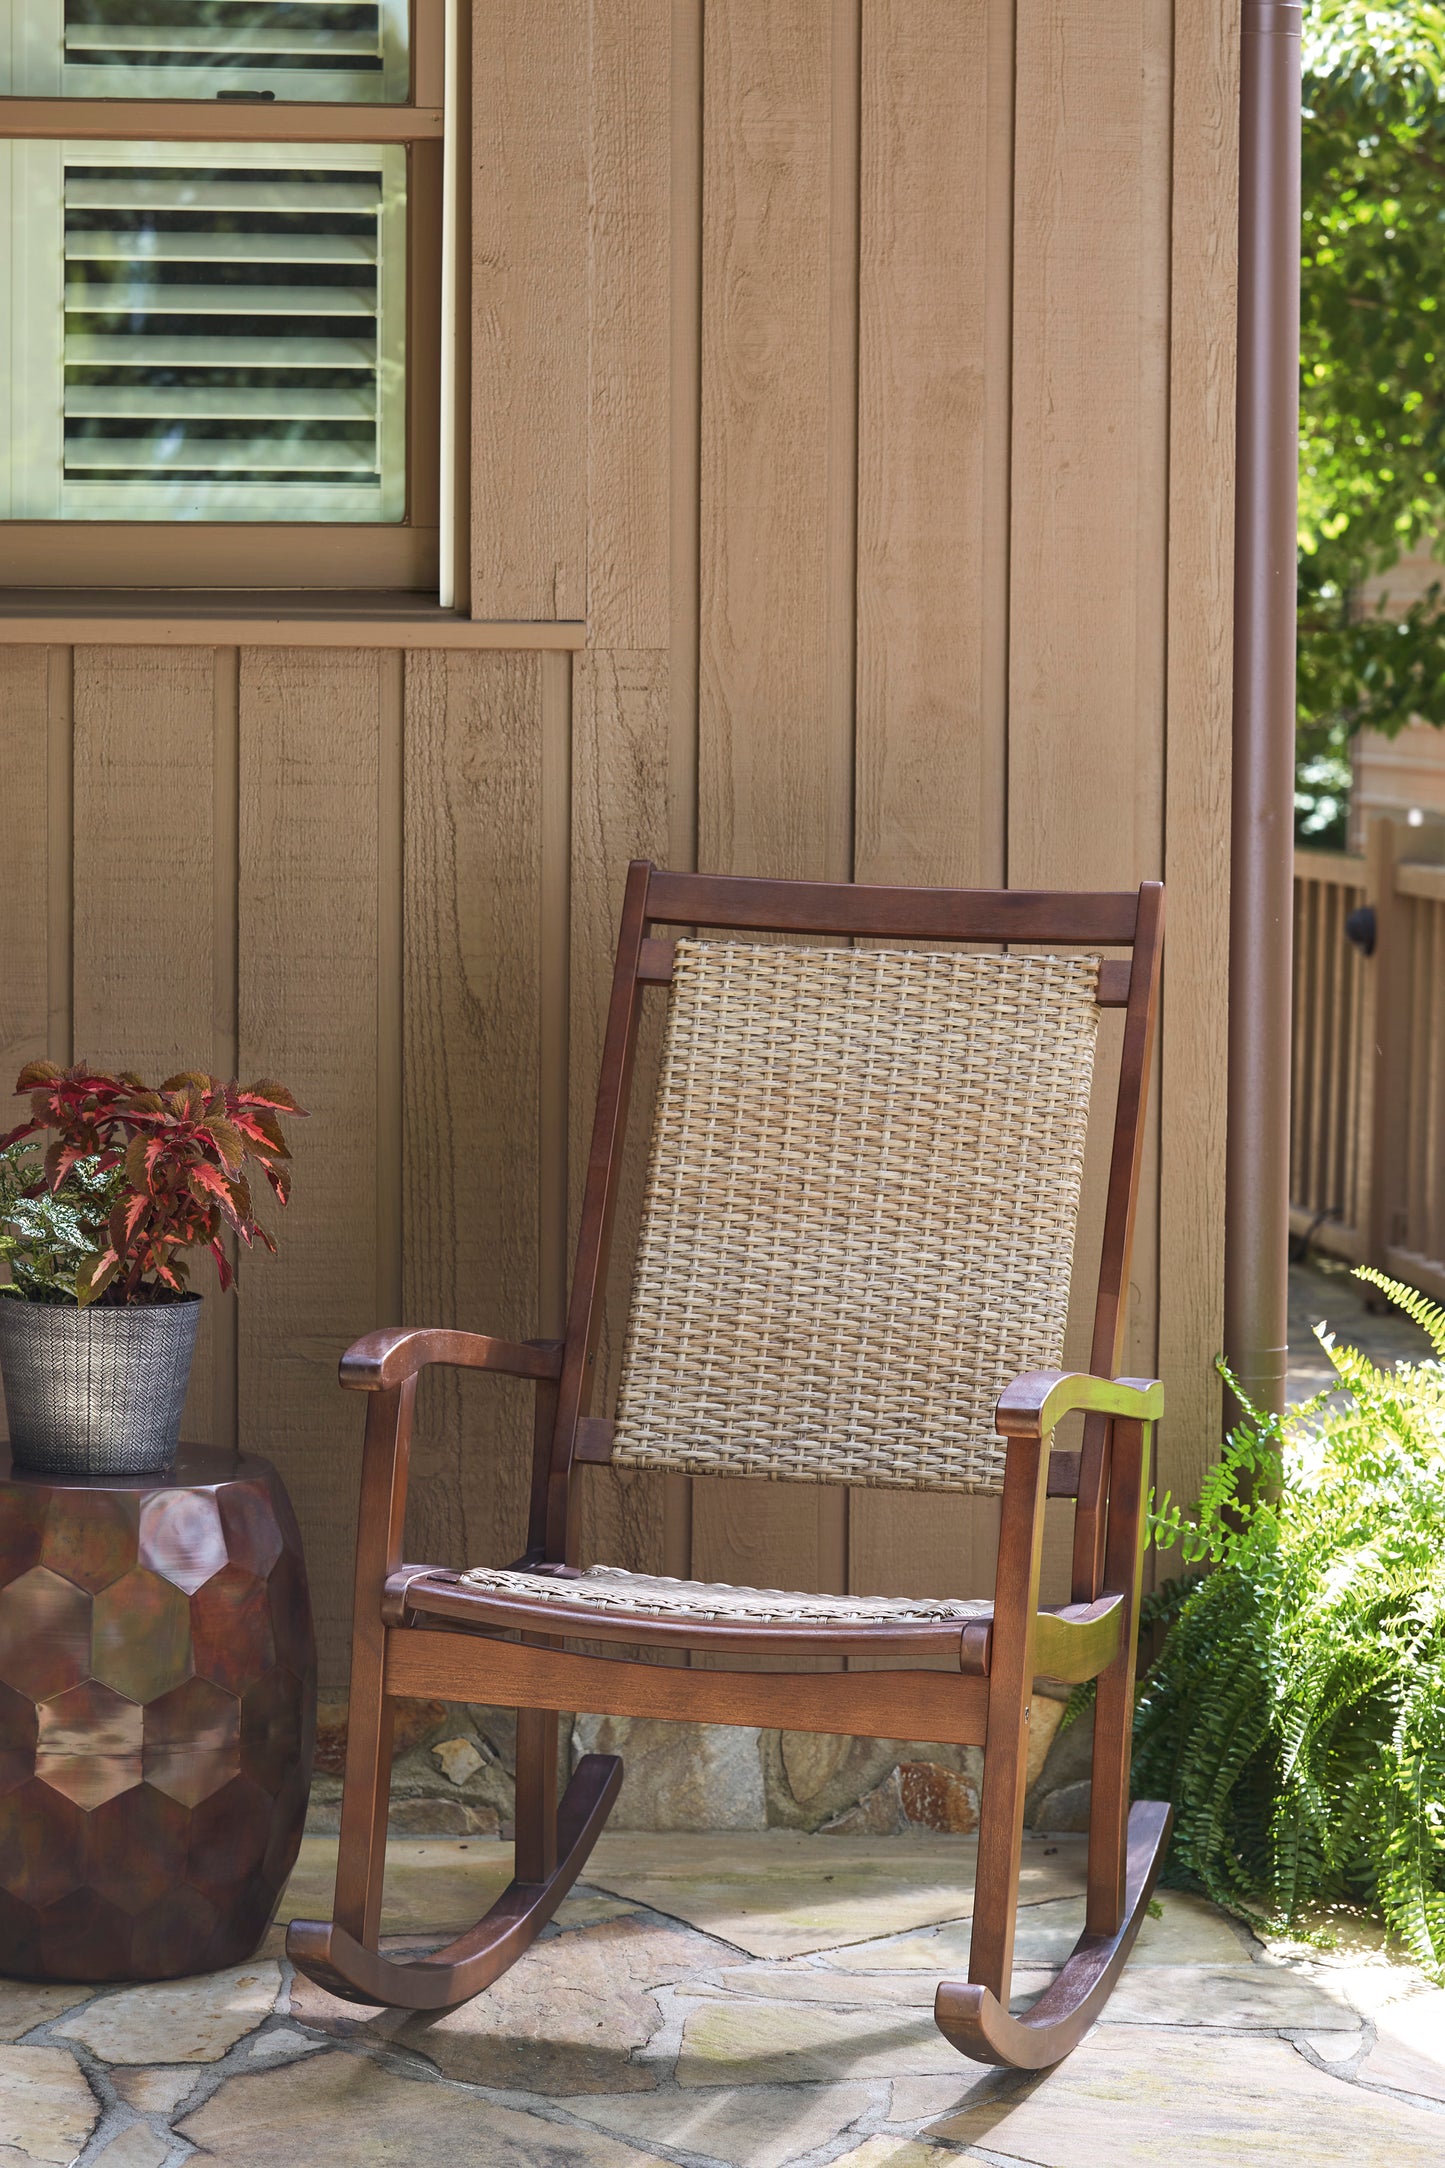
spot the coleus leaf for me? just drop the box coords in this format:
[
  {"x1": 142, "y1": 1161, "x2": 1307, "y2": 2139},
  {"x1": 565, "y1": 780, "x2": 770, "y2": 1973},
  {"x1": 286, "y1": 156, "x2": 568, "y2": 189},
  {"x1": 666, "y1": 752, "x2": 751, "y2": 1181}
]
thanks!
[
  {"x1": 202, "y1": 1119, "x2": 245, "y2": 1172},
  {"x1": 123, "y1": 1134, "x2": 153, "y2": 1195},
  {"x1": 76, "y1": 1251, "x2": 119, "y2": 1306},
  {"x1": 230, "y1": 1109, "x2": 288, "y2": 1156},
  {"x1": 244, "y1": 1081, "x2": 305, "y2": 1114}
]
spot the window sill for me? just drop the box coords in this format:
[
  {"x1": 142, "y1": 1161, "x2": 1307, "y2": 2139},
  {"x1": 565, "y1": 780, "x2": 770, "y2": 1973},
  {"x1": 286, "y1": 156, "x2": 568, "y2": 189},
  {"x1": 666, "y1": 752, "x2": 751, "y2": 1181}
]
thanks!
[{"x1": 0, "y1": 593, "x2": 586, "y2": 650}]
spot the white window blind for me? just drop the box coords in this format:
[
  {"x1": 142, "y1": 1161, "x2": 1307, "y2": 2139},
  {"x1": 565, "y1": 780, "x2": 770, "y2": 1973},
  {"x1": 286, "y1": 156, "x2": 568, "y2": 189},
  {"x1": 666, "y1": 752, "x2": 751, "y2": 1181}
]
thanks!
[
  {"x1": 1, "y1": 140, "x2": 406, "y2": 521},
  {"x1": 1, "y1": 0, "x2": 410, "y2": 101}
]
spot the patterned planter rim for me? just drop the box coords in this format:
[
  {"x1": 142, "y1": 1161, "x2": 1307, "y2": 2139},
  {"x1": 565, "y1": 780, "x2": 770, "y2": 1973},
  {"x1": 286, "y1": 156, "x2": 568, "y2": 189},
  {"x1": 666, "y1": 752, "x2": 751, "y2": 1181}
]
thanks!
[{"x1": 0, "y1": 1294, "x2": 202, "y2": 1476}]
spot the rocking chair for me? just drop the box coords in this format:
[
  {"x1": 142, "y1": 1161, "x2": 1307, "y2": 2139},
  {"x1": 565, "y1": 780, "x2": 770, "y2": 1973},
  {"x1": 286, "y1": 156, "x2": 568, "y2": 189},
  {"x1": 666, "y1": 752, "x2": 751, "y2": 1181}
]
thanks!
[{"x1": 288, "y1": 863, "x2": 1169, "y2": 2070}]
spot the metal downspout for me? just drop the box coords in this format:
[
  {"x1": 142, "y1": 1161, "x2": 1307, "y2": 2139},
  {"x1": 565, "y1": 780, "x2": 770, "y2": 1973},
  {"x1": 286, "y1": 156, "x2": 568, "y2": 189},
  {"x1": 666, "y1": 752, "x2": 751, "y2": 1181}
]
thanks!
[{"x1": 1225, "y1": 1, "x2": 1301, "y2": 1423}]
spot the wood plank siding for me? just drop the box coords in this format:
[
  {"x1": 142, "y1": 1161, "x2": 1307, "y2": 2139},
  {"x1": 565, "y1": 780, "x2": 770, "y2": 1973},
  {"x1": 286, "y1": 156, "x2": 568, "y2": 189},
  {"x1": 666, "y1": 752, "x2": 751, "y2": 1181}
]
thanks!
[{"x1": 0, "y1": 0, "x2": 1237, "y2": 1680}]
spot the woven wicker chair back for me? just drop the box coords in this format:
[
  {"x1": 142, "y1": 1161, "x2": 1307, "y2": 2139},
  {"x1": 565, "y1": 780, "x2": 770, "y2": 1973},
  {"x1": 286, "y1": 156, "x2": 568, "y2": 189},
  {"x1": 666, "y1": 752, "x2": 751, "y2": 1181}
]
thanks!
[{"x1": 611, "y1": 939, "x2": 1101, "y2": 1495}]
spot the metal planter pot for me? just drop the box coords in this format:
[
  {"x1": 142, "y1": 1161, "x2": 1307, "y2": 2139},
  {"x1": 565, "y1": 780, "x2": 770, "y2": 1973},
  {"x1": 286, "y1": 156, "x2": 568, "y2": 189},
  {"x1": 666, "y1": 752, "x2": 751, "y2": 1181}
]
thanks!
[{"x1": 0, "y1": 1296, "x2": 202, "y2": 1477}]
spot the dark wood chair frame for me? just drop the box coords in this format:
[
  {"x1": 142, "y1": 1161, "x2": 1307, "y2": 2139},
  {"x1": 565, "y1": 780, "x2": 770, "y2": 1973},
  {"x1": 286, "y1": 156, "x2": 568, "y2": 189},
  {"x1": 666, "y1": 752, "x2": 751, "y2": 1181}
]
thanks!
[{"x1": 288, "y1": 862, "x2": 1170, "y2": 2070}]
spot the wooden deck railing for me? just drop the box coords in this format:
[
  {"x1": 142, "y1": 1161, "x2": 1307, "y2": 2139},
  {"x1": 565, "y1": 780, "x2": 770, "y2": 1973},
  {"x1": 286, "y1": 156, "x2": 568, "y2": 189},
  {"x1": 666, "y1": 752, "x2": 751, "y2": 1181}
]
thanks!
[{"x1": 1292, "y1": 821, "x2": 1445, "y2": 1305}]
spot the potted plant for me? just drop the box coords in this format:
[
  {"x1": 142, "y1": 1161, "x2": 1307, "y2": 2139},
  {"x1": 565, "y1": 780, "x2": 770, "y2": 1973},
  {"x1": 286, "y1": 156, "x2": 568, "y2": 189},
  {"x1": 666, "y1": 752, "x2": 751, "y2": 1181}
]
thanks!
[{"x1": 0, "y1": 1064, "x2": 304, "y2": 1476}]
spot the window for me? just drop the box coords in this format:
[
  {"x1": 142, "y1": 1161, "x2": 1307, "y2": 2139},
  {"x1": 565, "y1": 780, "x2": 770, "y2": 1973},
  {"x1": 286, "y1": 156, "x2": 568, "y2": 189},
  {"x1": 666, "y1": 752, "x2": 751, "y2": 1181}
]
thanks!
[{"x1": 0, "y1": 0, "x2": 449, "y2": 591}]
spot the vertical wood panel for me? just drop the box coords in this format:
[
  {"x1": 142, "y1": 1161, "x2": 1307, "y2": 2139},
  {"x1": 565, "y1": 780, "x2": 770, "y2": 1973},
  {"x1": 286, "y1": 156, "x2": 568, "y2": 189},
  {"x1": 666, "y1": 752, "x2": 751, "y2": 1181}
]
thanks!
[
  {"x1": 239, "y1": 648, "x2": 384, "y2": 1683},
  {"x1": 1008, "y1": 0, "x2": 1172, "y2": 901},
  {"x1": 848, "y1": 0, "x2": 1013, "y2": 1617},
  {"x1": 693, "y1": 0, "x2": 854, "y2": 1616},
  {"x1": 1007, "y1": 0, "x2": 1172, "y2": 1595},
  {"x1": 0, "y1": 648, "x2": 53, "y2": 1441},
  {"x1": 210, "y1": 650, "x2": 240, "y2": 1452},
  {"x1": 72, "y1": 646, "x2": 223, "y2": 1440},
  {"x1": 697, "y1": 0, "x2": 852, "y2": 885},
  {"x1": 587, "y1": 0, "x2": 672, "y2": 651},
  {"x1": 1159, "y1": 0, "x2": 1237, "y2": 1517},
  {"x1": 854, "y1": 0, "x2": 1007, "y2": 894},
  {"x1": 569, "y1": 650, "x2": 671, "y2": 1580},
  {"x1": 470, "y1": 0, "x2": 588, "y2": 619},
  {"x1": 0, "y1": 651, "x2": 51, "y2": 1097},
  {"x1": 403, "y1": 650, "x2": 545, "y2": 1584}
]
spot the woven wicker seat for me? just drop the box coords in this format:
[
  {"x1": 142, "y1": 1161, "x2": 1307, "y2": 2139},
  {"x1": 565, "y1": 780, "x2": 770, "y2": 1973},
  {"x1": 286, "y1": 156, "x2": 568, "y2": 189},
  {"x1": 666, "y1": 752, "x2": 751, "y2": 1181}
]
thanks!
[
  {"x1": 292, "y1": 862, "x2": 1168, "y2": 2074},
  {"x1": 456, "y1": 1562, "x2": 995, "y2": 1626}
]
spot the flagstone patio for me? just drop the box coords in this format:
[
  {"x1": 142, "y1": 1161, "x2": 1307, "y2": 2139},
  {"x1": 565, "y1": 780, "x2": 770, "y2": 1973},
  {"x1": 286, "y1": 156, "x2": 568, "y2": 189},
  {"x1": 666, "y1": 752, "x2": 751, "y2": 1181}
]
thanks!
[{"x1": 4, "y1": 1830, "x2": 1442, "y2": 2166}]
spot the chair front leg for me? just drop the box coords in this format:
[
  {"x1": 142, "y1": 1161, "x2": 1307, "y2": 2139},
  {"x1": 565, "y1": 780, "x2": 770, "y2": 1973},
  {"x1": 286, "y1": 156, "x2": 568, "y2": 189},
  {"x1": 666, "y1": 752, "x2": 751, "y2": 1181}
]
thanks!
[
  {"x1": 333, "y1": 1379, "x2": 415, "y2": 1951},
  {"x1": 1086, "y1": 1414, "x2": 1151, "y2": 1936},
  {"x1": 967, "y1": 1427, "x2": 1051, "y2": 2003}
]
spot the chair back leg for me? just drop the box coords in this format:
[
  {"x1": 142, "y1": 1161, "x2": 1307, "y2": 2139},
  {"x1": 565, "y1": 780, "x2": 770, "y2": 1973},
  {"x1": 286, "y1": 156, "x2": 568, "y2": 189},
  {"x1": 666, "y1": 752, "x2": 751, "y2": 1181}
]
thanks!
[{"x1": 514, "y1": 1706, "x2": 560, "y2": 1883}]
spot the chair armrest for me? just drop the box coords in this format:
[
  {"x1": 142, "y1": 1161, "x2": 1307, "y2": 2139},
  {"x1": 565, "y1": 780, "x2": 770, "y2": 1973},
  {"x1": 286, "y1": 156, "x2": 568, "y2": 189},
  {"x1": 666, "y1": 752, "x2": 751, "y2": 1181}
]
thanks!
[
  {"x1": 996, "y1": 1370, "x2": 1163, "y2": 1441},
  {"x1": 340, "y1": 1328, "x2": 564, "y2": 1392}
]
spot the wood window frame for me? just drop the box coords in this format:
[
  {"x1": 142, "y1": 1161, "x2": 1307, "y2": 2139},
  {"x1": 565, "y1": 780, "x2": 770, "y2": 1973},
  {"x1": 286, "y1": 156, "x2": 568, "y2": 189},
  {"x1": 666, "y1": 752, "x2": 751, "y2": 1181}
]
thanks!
[{"x1": 0, "y1": 2, "x2": 456, "y2": 597}]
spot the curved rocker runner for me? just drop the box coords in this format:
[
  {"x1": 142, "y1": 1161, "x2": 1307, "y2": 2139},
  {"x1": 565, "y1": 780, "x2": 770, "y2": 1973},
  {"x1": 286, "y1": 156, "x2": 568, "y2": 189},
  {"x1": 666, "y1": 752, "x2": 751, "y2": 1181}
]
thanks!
[{"x1": 287, "y1": 863, "x2": 1169, "y2": 2071}]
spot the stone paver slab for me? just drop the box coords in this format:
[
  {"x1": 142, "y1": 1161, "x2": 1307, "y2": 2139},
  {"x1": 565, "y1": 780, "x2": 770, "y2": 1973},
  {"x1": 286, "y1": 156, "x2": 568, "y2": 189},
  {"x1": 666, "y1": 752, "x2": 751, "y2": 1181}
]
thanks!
[
  {"x1": 111, "y1": 2068, "x2": 200, "y2": 2115},
  {"x1": 91, "y1": 2126, "x2": 171, "y2": 2168},
  {"x1": 1357, "y1": 1989, "x2": 1445, "y2": 2103},
  {"x1": 398, "y1": 1918, "x2": 705, "y2": 2095},
  {"x1": 179, "y1": 2052, "x2": 672, "y2": 2165},
  {"x1": 887, "y1": 2073, "x2": 989, "y2": 2125},
  {"x1": 0, "y1": 2045, "x2": 100, "y2": 2166},
  {"x1": 0, "y1": 1983, "x2": 94, "y2": 2046},
  {"x1": 677, "y1": 1999, "x2": 965, "y2": 2086},
  {"x1": 55, "y1": 1963, "x2": 280, "y2": 2064},
  {"x1": 926, "y1": 2023, "x2": 1445, "y2": 2166},
  {"x1": 565, "y1": 2081, "x2": 875, "y2": 2168},
  {"x1": 693, "y1": 1965, "x2": 1057, "y2": 2013},
  {"x1": 1103, "y1": 1963, "x2": 1358, "y2": 2029},
  {"x1": 292, "y1": 1916, "x2": 708, "y2": 2095},
  {"x1": 1297, "y1": 2029, "x2": 1363, "y2": 2063},
  {"x1": 584, "y1": 1832, "x2": 1083, "y2": 1959},
  {"x1": 829, "y1": 2143, "x2": 955, "y2": 2168}
]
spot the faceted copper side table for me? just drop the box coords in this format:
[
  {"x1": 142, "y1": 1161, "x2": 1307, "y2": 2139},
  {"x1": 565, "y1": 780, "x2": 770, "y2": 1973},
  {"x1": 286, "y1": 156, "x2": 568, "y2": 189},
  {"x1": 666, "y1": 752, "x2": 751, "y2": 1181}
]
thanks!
[{"x1": 0, "y1": 1444, "x2": 316, "y2": 1981}]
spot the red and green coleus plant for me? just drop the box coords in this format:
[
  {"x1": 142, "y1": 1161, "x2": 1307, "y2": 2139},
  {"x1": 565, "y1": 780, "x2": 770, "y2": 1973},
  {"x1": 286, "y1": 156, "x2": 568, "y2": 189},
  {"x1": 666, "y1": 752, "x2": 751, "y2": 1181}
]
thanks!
[{"x1": 0, "y1": 1064, "x2": 306, "y2": 1305}]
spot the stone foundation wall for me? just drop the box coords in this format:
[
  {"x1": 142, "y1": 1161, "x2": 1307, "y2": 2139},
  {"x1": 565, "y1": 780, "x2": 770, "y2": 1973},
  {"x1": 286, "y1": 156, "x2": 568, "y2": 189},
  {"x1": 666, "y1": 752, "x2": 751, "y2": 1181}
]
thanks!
[{"x1": 308, "y1": 1690, "x2": 1095, "y2": 1838}]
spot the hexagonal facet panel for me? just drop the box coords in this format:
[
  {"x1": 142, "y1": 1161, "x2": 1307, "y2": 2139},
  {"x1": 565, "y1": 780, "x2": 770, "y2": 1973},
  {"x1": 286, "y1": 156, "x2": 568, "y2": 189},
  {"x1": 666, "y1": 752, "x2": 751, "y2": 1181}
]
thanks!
[
  {"x1": 0, "y1": 1678, "x2": 40, "y2": 1798},
  {"x1": 91, "y1": 1567, "x2": 192, "y2": 1703},
  {"x1": 0, "y1": 1485, "x2": 48, "y2": 1587},
  {"x1": 190, "y1": 1564, "x2": 274, "y2": 1690},
  {"x1": 217, "y1": 1483, "x2": 284, "y2": 1579},
  {"x1": 145, "y1": 1675, "x2": 242, "y2": 1807},
  {"x1": 187, "y1": 1774, "x2": 274, "y2": 1896},
  {"x1": 0, "y1": 1777, "x2": 88, "y2": 1909},
  {"x1": 36, "y1": 1679, "x2": 144, "y2": 1809},
  {"x1": 39, "y1": 1489, "x2": 139, "y2": 1594},
  {"x1": 241, "y1": 1667, "x2": 305, "y2": 1797},
  {"x1": 85, "y1": 1782, "x2": 190, "y2": 1915},
  {"x1": 138, "y1": 1488, "x2": 228, "y2": 1595},
  {"x1": 0, "y1": 1565, "x2": 93, "y2": 1701}
]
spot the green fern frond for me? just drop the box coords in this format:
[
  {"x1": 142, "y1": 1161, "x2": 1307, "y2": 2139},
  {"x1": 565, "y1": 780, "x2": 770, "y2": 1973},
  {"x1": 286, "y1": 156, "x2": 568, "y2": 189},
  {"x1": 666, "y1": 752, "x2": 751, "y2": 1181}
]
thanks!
[{"x1": 1353, "y1": 1267, "x2": 1445, "y2": 1359}]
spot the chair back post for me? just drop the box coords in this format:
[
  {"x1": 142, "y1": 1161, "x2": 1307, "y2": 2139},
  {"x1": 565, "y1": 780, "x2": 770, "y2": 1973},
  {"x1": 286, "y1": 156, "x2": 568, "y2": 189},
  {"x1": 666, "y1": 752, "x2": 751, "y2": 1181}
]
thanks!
[
  {"x1": 542, "y1": 859, "x2": 655, "y2": 1561},
  {"x1": 1072, "y1": 881, "x2": 1166, "y2": 1603}
]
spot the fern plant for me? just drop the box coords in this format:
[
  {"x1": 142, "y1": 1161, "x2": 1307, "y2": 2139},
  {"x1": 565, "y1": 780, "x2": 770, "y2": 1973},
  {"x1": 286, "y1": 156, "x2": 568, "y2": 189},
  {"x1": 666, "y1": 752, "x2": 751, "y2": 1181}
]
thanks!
[{"x1": 1134, "y1": 1270, "x2": 1445, "y2": 1978}]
